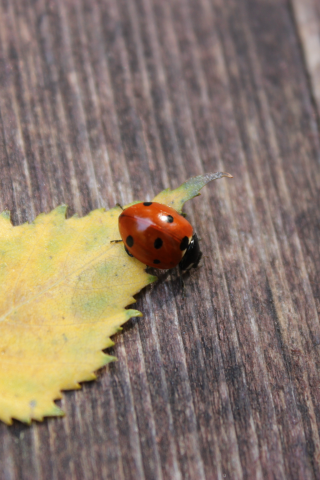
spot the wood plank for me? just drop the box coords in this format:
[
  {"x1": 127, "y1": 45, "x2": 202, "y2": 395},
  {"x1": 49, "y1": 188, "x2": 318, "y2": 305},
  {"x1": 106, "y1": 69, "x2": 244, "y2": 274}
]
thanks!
[
  {"x1": 0, "y1": 0, "x2": 319, "y2": 478},
  {"x1": 292, "y1": 0, "x2": 320, "y2": 114}
]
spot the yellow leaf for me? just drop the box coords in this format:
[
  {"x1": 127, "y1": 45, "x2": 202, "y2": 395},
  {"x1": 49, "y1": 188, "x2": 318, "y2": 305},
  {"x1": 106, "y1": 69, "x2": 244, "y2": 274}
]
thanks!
[
  {"x1": 0, "y1": 172, "x2": 231, "y2": 424},
  {"x1": 153, "y1": 172, "x2": 233, "y2": 212}
]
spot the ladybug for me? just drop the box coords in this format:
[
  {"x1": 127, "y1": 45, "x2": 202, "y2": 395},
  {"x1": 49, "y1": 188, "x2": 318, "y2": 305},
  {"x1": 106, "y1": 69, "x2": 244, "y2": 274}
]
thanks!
[{"x1": 118, "y1": 202, "x2": 202, "y2": 271}]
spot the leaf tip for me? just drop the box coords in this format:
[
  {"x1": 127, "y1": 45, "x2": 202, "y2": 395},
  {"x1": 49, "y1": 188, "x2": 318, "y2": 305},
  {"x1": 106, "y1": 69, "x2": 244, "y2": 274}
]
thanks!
[
  {"x1": 49, "y1": 404, "x2": 65, "y2": 418},
  {"x1": 0, "y1": 415, "x2": 13, "y2": 425},
  {"x1": 126, "y1": 309, "x2": 143, "y2": 320},
  {"x1": 0, "y1": 210, "x2": 11, "y2": 221},
  {"x1": 104, "y1": 354, "x2": 118, "y2": 364},
  {"x1": 55, "y1": 205, "x2": 68, "y2": 216},
  {"x1": 148, "y1": 275, "x2": 158, "y2": 284}
]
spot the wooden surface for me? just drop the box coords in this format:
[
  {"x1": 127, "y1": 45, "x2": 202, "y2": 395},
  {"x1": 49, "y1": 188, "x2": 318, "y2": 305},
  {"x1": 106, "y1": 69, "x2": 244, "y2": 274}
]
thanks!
[{"x1": 0, "y1": 0, "x2": 319, "y2": 478}]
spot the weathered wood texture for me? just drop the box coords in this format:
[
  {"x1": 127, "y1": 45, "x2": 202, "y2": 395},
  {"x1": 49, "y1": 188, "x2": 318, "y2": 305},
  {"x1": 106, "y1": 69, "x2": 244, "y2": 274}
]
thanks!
[{"x1": 0, "y1": 0, "x2": 319, "y2": 478}]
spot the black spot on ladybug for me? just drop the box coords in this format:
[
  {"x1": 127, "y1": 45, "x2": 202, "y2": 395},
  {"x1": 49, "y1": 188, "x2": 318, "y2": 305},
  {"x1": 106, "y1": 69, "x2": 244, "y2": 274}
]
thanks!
[
  {"x1": 143, "y1": 202, "x2": 152, "y2": 206},
  {"x1": 153, "y1": 259, "x2": 161, "y2": 264},
  {"x1": 166, "y1": 215, "x2": 174, "y2": 223},
  {"x1": 126, "y1": 235, "x2": 134, "y2": 247},
  {"x1": 180, "y1": 236, "x2": 189, "y2": 251},
  {"x1": 154, "y1": 238, "x2": 163, "y2": 249},
  {"x1": 125, "y1": 246, "x2": 134, "y2": 257}
]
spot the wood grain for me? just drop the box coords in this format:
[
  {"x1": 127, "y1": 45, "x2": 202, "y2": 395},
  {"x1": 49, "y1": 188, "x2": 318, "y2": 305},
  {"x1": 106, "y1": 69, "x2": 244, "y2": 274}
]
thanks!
[
  {"x1": 0, "y1": 0, "x2": 319, "y2": 478},
  {"x1": 292, "y1": 0, "x2": 320, "y2": 116}
]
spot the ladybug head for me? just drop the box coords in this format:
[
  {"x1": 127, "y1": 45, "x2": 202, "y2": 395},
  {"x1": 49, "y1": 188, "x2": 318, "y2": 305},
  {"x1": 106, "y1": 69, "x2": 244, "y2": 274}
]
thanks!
[{"x1": 179, "y1": 233, "x2": 202, "y2": 272}]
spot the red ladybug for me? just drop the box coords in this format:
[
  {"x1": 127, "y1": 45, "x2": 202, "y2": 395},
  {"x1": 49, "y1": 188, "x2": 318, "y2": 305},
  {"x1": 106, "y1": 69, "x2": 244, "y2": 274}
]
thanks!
[{"x1": 118, "y1": 202, "x2": 202, "y2": 271}]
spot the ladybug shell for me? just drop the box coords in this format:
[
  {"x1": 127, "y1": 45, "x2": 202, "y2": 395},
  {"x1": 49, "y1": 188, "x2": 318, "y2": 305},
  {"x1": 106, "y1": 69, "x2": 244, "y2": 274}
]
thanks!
[{"x1": 118, "y1": 202, "x2": 193, "y2": 269}]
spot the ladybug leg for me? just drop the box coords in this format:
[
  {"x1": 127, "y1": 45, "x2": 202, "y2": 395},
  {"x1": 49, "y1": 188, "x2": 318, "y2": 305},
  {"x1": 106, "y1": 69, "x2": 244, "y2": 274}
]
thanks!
[
  {"x1": 174, "y1": 266, "x2": 186, "y2": 298},
  {"x1": 116, "y1": 203, "x2": 123, "y2": 210},
  {"x1": 179, "y1": 271, "x2": 186, "y2": 299},
  {"x1": 124, "y1": 246, "x2": 134, "y2": 257}
]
